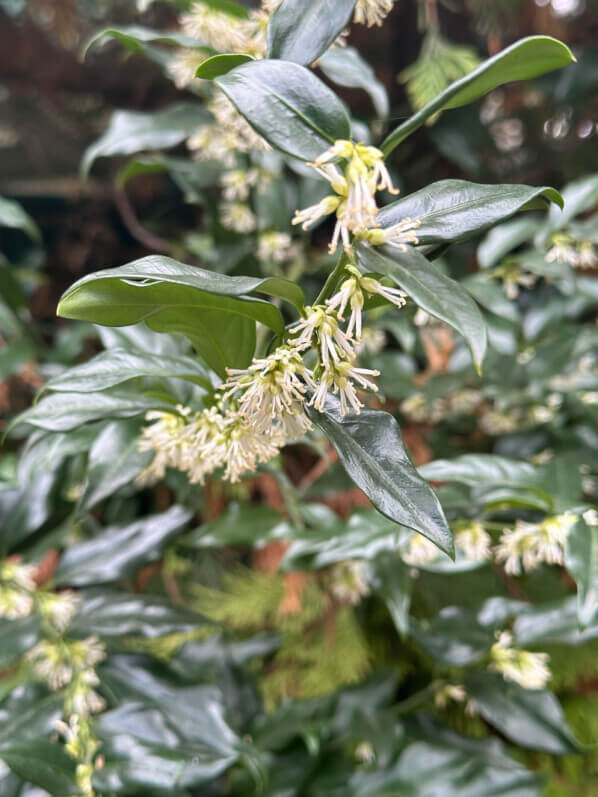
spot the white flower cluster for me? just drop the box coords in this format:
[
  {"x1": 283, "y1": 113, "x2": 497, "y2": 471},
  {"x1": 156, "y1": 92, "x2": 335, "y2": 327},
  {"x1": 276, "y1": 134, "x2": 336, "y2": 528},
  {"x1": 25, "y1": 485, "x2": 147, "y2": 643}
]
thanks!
[
  {"x1": 0, "y1": 559, "x2": 36, "y2": 620},
  {"x1": 293, "y1": 140, "x2": 420, "y2": 255},
  {"x1": 329, "y1": 560, "x2": 370, "y2": 605},
  {"x1": 403, "y1": 522, "x2": 491, "y2": 567},
  {"x1": 489, "y1": 631, "x2": 551, "y2": 690},
  {"x1": 546, "y1": 233, "x2": 598, "y2": 270},
  {"x1": 139, "y1": 262, "x2": 412, "y2": 484},
  {"x1": 400, "y1": 388, "x2": 484, "y2": 425},
  {"x1": 27, "y1": 636, "x2": 106, "y2": 697},
  {"x1": 495, "y1": 513, "x2": 578, "y2": 575},
  {"x1": 354, "y1": 0, "x2": 396, "y2": 27}
]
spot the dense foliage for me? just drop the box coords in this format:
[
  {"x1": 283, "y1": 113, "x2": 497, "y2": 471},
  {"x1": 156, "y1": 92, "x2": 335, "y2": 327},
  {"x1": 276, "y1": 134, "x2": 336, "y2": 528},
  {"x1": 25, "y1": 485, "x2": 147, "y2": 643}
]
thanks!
[{"x1": 1, "y1": 1, "x2": 597, "y2": 795}]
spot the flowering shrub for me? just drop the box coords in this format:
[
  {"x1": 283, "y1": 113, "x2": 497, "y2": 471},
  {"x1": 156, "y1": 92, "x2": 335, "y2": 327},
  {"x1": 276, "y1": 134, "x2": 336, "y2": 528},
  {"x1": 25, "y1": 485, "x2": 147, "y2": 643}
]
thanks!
[{"x1": 1, "y1": 1, "x2": 597, "y2": 796}]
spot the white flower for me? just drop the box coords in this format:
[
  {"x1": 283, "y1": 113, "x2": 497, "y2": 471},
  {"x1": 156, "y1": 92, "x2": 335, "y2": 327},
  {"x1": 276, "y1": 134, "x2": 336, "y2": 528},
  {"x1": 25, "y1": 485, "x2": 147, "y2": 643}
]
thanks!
[
  {"x1": 289, "y1": 306, "x2": 355, "y2": 366},
  {"x1": 353, "y1": 0, "x2": 395, "y2": 27},
  {"x1": 37, "y1": 591, "x2": 80, "y2": 632},
  {"x1": 292, "y1": 195, "x2": 343, "y2": 230},
  {"x1": 583, "y1": 509, "x2": 598, "y2": 526},
  {"x1": 577, "y1": 241, "x2": 598, "y2": 269},
  {"x1": 355, "y1": 327, "x2": 386, "y2": 355},
  {"x1": 362, "y1": 217, "x2": 421, "y2": 250},
  {"x1": 435, "y1": 684, "x2": 467, "y2": 709},
  {"x1": 220, "y1": 411, "x2": 283, "y2": 483},
  {"x1": 189, "y1": 93, "x2": 269, "y2": 166},
  {"x1": 448, "y1": 389, "x2": 483, "y2": 415},
  {"x1": 221, "y1": 347, "x2": 312, "y2": 437},
  {"x1": 182, "y1": 4, "x2": 246, "y2": 51},
  {"x1": 495, "y1": 513, "x2": 578, "y2": 575},
  {"x1": 456, "y1": 522, "x2": 492, "y2": 562},
  {"x1": 69, "y1": 670, "x2": 106, "y2": 718},
  {"x1": 330, "y1": 561, "x2": 370, "y2": 605},
  {"x1": 326, "y1": 275, "x2": 365, "y2": 339},
  {"x1": 220, "y1": 168, "x2": 258, "y2": 202},
  {"x1": 257, "y1": 231, "x2": 295, "y2": 264},
  {"x1": 137, "y1": 408, "x2": 190, "y2": 485},
  {"x1": 581, "y1": 391, "x2": 598, "y2": 405},
  {"x1": 403, "y1": 534, "x2": 443, "y2": 566},
  {"x1": 490, "y1": 631, "x2": 551, "y2": 690},
  {"x1": 545, "y1": 235, "x2": 579, "y2": 267},
  {"x1": 0, "y1": 560, "x2": 36, "y2": 620},
  {"x1": 220, "y1": 202, "x2": 256, "y2": 233},
  {"x1": 479, "y1": 408, "x2": 520, "y2": 435},
  {"x1": 168, "y1": 48, "x2": 208, "y2": 88},
  {"x1": 355, "y1": 741, "x2": 376, "y2": 764},
  {"x1": 308, "y1": 359, "x2": 379, "y2": 416},
  {"x1": 360, "y1": 275, "x2": 408, "y2": 309}
]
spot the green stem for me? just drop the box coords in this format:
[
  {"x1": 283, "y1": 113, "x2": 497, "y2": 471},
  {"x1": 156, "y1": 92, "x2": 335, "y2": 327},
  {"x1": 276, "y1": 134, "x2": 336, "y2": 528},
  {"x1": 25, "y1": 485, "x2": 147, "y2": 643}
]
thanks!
[
  {"x1": 314, "y1": 250, "x2": 349, "y2": 306},
  {"x1": 392, "y1": 680, "x2": 442, "y2": 716}
]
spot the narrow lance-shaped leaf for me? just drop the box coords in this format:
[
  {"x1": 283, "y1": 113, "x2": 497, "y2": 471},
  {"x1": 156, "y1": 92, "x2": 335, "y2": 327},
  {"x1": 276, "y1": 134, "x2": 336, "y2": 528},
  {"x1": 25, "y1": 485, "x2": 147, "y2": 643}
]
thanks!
[
  {"x1": 215, "y1": 59, "x2": 351, "y2": 161},
  {"x1": 196, "y1": 53, "x2": 254, "y2": 79},
  {"x1": 357, "y1": 243, "x2": 487, "y2": 373},
  {"x1": 319, "y1": 46, "x2": 389, "y2": 120},
  {"x1": 81, "y1": 104, "x2": 211, "y2": 177},
  {"x1": 42, "y1": 349, "x2": 212, "y2": 394},
  {"x1": 83, "y1": 25, "x2": 206, "y2": 59},
  {"x1": 0, "y1": 196, "x2": 41, "y2": 242},
  {"x1": 382, "y1": 36, "x2": 575, "y2": 155},
  {"x1": 267, "y1": 0, "x2": 357, "y2": 66},
  {"x1": 306, "y1": 397, "x2": 453, "y2": 556},
  {"x1": 566, "y1": 515, "x2": 598, "y2": 628},
  {"x1": 376, "y1": 180, "x2": 563, "y2": 246}
]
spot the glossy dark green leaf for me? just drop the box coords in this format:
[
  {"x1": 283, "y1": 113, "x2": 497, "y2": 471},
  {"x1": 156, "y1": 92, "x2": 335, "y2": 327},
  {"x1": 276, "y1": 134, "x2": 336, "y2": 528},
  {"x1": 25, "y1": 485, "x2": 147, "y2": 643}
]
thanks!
[
  {"x1": 319, "y1": 46, "x2": 389, "y2": 119},
  {"x1": 411, "y1": 608, "x2": 494, "y2": 667},
  {"x1": 78, "y1": 420, "x2": 153, "y2": 511},
  {"x1": 513, "y1": 598, "x2": 598, "y2": 647},
  {"x1": 376, "y1": 180, "x2": 562, "y2": 246},
  {"x1": 267, "y1": 0, "x2": 356, "y2": 66},
  {"x1": 0, "y1": 616, "x2": 40, "y2": 669},
  {"x1": 81, "y1": 104, "x2": 210, "y2": 176},
  {"x1": 215, "y1": 59, "x2": 351, "y2": 161},
  {"x1": 57, "y1": 257, "x2": 303, "y2": 376},
  {"x1": 43, "y1": 349, "x2": 210, "y2": 395},
  {"x1": 466, "y1": 672, "x2": 581, "y2": 754},
  {"x1": 55, "y1": 506, "x2": 191, "y2": 586},
  {"x1": 543, "y1": 172, "x2": 598, "y2": 235},
  {"x1": 307, "y1": 397, "x2": 453, "y2": 556},
  {"x1": 196, "y1": 53, "x2": 254, "y2": 79},
  {"x1": 382, "y1": 36, "x2": 575, "y2": 154},
  {"x1": 565, "y1": 514, "x2": 598, "y2": 628},
  {"x1": 69, "y1": 590, "x2": 207, "y2": 638},
  {"x1": 0, "y1": 197, "x2": 41, "y2": 242},
  {"x1": 357, "y1": 244, "x2": 487, "y2": 372},
  {"x1": 9, "y1": 390, "x2": 172, "y2": 433},
  {"x1": 462, "y1": 275, "x2": 520, "y2": 323}
]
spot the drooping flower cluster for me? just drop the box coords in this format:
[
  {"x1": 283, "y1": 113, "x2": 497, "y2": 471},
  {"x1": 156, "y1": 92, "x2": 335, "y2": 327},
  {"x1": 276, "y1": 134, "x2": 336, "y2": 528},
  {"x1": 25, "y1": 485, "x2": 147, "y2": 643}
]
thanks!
[
  {"x1": 495, "y1": 512, "x2": 578, "y2": 575},
  {"x1": 329, "y1": 560, "x2": 370, "y2": 605},
  {"x1": 546, "y1": 232, "x2": 598, "y2": 270},
  {"x1": 489, "y1": 631, "x2": 551, "y2": 690},
  {"x1": 293, "y1": 140, "x2": 420, "y2": 254},
  {"x1": 0, "y1": 559, "x2": 36, "y2": 619},
  {"x1": 354, "y1": 0, "x2": 396, "y2": 27}
]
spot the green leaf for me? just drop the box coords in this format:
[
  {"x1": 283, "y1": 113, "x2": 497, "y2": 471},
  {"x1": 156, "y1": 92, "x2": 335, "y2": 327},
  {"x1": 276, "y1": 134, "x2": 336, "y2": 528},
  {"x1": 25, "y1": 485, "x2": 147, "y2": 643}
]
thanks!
[
  {"x1": 83, "y1": 24, "x2": 205, "y2": 58},
  {"x1": 215, "y1": 59, "x2": 351, "y2": 161},
  {"x1": 57, "y1": 257, "x2": 303, "y2": 376},
  {"x1": 382, "y1": 36, "x2": 575, "y2": 155},
  {"x1": 0, "y1": 197, "x2": 41, "y2": 242},
  {"x1": 542, "y1": 172, "x2": 598, "y2": 236},
  {"x1": 267, "y1": 0, "x2": 356, "y2": 66},
  {"x1": 477, "y1": 217, "x2": 538, "y2": 268},
  {"x1": 78, "y1": 420, "x2": 153, "y2": 511},
  {"x1": 376, "y1": 180, "x2": 562, "y2": 246},
  {"x1": 319, "y1": 46, "x2": 390, "y2": 120},
  {"x1": 356, "y1": 244, "x2": 487, "y2": 373},
  {"x1": 56, "y1": 506, "x2": 192, "y2": 586},
  {"x1": 283, "y1": 507, "x2": 411, "y2": 569},
  {"x1": 370, "y1": 554, "x2": 411, "y2": 636},
  {"x1": 0, "y1": 742, "x2": 77, "y2": 796},
  {"x1": 411, "y1": 608, "x2": 494, "y2": 666},
  {"x1": 81, "y1": 104, "x2": 210, "y2": 177},
  {"x1": 70, "y1": 590, "x2": 208, "y2": 638},
  {"x1": 184, "y1": 503, "x2": 289, "y2": 548},
  {"x1": 566, "y1": 514, "x2": 598, "y2": 628},
  {"x1": 9, "y1": 390, "x2": 173, "y2": 433},
  {"x1": 419, "y1": 454, "x2": 544, "y2": 489},
  {"x1": 0, "y1": 616, "x2": 40, "y2": 669},
  {"x1": 466, "y1": 672, "x2": 581, "y2": 755},
  {"x1": 196, "y1": 53, "x2": 254, "y2": 79},
  {"x1": 306, "y1": 397, "x2": 453, "y2": 556},
  {"x1": 43, "y1": 349, "x2": 211, "y2": 394}
]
